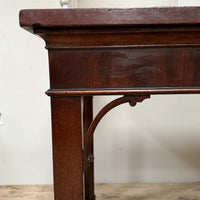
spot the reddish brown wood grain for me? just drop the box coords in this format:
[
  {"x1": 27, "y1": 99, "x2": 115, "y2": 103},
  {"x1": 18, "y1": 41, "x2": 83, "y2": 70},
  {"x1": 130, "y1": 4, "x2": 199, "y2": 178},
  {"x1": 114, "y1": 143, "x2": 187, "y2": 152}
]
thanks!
[
  {"x1": 51, "y1": 97, "x2": 83, "y2": 200},
  {"x1": 48, "y1": 48, "x2": 200, "y2": 89},
  {"x1": 19, "y1": 7, "x2": 200, "y2": 200},
  {"x1": 19, "y1": 7, "x2": 200, "y2": 29},
  {"x1": 40, "y1": 27, "x2": 200, "y2": 47},
  {"x1": 46, "y1": 88, "x2": 200, "y2": 96},
  {"x1": 83, "y1": 97, "x2": 95, "y2": 200}
]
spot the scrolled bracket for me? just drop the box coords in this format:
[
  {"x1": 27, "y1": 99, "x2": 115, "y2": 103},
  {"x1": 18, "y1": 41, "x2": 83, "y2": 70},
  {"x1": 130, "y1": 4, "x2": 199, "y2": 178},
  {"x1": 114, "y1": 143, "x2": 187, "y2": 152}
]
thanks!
[{"x1": 83, "y1": 95, "x2": 150, "y2": 173}]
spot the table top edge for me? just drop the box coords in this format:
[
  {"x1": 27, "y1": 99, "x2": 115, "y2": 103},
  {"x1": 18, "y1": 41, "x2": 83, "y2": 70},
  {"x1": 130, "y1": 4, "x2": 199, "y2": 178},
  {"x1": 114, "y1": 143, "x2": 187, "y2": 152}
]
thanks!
[{"x1": 19, "y1": 7, "x2": 200, "y2": 32}]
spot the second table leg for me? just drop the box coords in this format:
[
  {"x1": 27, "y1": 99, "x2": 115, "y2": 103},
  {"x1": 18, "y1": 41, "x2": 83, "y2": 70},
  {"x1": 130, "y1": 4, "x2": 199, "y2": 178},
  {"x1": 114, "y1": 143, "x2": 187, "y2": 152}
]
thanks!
[{"x1": 83, "y1": 96, "x2": 95, "y2": 200}]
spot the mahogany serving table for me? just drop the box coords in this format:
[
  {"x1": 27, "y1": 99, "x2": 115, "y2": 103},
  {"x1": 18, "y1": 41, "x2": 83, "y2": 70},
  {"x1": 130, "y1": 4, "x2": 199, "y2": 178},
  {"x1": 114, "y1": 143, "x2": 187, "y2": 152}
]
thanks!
[{"x1": 19, "y1": 7, "x2": 200, "y2": 200}]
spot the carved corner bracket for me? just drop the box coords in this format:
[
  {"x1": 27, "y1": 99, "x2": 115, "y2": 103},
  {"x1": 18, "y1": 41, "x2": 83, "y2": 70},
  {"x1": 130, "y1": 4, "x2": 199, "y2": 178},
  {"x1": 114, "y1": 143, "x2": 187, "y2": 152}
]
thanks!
[{"x1": 83, "y1": 95, "x2": 150, "y2": 172}]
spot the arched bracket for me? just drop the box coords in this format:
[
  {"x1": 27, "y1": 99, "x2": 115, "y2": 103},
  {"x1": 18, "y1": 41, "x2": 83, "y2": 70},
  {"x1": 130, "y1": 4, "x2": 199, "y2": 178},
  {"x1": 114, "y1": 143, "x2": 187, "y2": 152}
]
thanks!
[{"x1": 83, "y1": 95, "x2": 150, "y2": 172}]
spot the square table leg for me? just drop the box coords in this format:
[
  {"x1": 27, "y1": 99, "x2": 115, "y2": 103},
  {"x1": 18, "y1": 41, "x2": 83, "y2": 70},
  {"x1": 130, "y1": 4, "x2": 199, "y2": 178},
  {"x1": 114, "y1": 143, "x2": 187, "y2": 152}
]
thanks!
[
  {"x1": 83, "y1": 97, "x2": 95, "y2": 200},
  {"x1": 51, "y1": 97, "x2": 84, "y2": 200}
]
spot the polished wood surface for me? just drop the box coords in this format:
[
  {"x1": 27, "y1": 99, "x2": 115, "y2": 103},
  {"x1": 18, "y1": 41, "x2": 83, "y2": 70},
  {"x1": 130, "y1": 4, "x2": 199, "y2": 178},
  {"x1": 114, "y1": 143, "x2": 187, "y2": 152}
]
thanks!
[
  {"x1": 83, "y1": 97, "x2": 95, "y2": 200},
  {"x1": 20, "y1": 7, "x2": 200, "y2": 94},
  {"x1": 51, "y1": 97, "x2": 83, "y2": 200},
  {"x1": 19, "y1": 7, "x2": 200, "y2": 200},
  {"x1": 48, "y1": 48, "x2": 200, "y2": 89},
  {"x1": 19, "y1": 7, "x2": 200, "y2": 28}
]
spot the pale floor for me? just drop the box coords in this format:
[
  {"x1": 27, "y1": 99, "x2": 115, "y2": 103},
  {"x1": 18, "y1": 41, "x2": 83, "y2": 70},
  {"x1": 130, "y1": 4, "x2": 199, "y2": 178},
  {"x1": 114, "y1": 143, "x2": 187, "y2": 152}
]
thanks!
[{"x1": 1, "y1": 183, "x2": 200, "y2": 200}]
